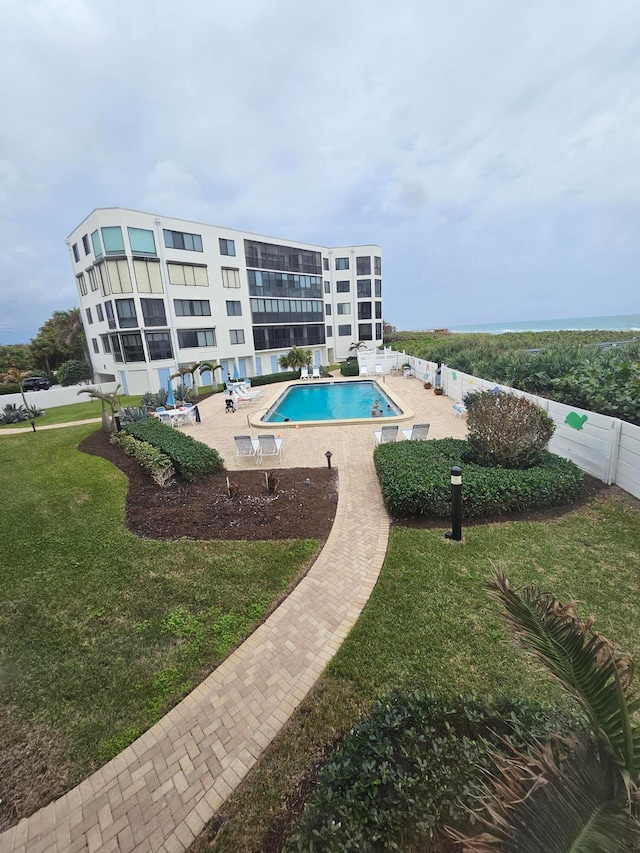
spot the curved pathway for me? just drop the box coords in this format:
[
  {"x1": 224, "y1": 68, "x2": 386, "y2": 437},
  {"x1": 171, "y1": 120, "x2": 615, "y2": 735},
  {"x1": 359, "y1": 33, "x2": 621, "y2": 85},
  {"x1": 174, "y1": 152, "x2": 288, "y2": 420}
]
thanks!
[{"x1": 0, "y1": 376, "x2": 467, "y2": 853}]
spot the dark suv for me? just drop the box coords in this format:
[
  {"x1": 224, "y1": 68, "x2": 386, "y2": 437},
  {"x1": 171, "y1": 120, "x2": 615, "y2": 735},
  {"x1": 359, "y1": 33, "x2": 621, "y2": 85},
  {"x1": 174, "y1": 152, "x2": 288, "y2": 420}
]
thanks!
[{"x1": 22, "y1": 376, "x2": 51, "y2": 391}]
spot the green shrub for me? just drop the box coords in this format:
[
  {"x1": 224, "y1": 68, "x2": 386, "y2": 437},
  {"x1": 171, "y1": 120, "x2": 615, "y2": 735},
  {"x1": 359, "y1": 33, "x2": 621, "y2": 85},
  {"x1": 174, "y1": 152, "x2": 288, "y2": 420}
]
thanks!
[
  {"x1": 285, "y1": 691, "x2": 585, "y2": 852},
  {"x1": 0, "y1": 403, "x2": 45, "y2": 424},
  {"x1": 374, "y1": 438, "x2": 584, "y2": 518},
  {"x1": 0, "y1": 383, "x2": 21, "y2": 395},
  {"x1": 57, "y1": 359, "x2": 93, "y2": 386},
  {"x1": 111, "y1": 432, "x2": 175, "y2": 486},
  {"x1": 466, "y1": 390, "x2": 555, "y2": 469},
  {"x1": 139, "y1": 389, "x2": 169, "y2": 410},
  {"x1": 250, "y1": 370, "x2": 299, "y2": 387},
  {"x1": 340, "y1": 361, "x2": 359, "y2": 376},
  {"x1": 119, "y1": 406, "x2": 151, "y2": 424},
  {"x1": 122, "y1": 419, "x2": 224, "y2": 479}
]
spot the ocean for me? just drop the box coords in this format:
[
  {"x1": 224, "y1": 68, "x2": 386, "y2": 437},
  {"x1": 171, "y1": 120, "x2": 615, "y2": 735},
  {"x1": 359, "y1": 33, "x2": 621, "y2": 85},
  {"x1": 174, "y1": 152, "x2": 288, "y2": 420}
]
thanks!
[{"x1": 447, "y1": 313, "x2": 640, "y2": 335}]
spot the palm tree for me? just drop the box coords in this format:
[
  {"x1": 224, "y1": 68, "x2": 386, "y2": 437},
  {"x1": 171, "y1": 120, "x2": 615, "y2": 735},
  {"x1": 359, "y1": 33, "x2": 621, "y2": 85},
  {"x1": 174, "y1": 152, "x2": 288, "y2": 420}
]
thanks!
[
  {"x1": 78, "y1": 384, "x2": 121, "y2": 432},
  {"x1": 198, "y1": 362, "x2": 223, "y2": 392},
  {"x1": 349, "y1": 341, "x2": 367, "y2": 353},
  {"x1": 456, "y1": 571, "x2": 640, "y2": 851},
  {"x1": 2, "y1": 367, "x2": 32, "y2": 414},
  {"x1": 279, "y1": 347, "x2": 312, "y2": 371}
]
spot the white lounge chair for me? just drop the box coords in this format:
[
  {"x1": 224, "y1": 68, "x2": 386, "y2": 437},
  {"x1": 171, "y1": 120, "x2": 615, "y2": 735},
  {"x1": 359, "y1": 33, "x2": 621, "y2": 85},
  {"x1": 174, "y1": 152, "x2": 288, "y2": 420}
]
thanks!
[
  {"x1": 257, "y1": 434, "x2": 284, "y2": 463},
  {"x1": 232, "y1": 389, "x2": 264, "y2": 406},
  {"x1": 312, "y1": 367, "x2": 321, "y2": 379},
  {"x1": 373, "y1": 424, "x2": 399, "y2": 445},
  {"x1": 360, "y1": 365, "x2": 369, "y2": 376},
  {"x1": 300, "y1": 367, "x2": 310, "y2": 380},
  {"x1": 401, "y1": 423, "x2": 430, "y2": 441},
  {"x1": 375, "y1": 363, "x2": 383, "y2": 376},
  {"x1": 452, "y1": 402, "x2": 467, "y2": 418},
  {"x1": 234, "y1": 435, "x2": 259, "y2": 465}
]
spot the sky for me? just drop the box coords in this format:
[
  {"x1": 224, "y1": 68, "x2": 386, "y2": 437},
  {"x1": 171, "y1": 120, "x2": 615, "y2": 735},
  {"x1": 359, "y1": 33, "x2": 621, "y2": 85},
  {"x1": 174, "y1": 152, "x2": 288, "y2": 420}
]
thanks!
[{"x1": 1, "y1": 0, "x2": 639, "y2": 344}]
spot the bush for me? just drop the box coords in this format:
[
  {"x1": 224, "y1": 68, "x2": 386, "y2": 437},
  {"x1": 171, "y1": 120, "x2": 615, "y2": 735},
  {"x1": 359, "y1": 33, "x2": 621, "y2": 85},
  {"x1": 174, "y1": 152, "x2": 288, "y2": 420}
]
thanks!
[
  {"x1": 122, "y1": 419, "x2": 224, "y2": 479},
  {"x1": 57, "y1": 360, "x2": 93, "y2": 386},
  {"x1": 466, "y1": 390, "x2": 555, "y2": 469},
  {"x1": 250, "y1": 370, "x2": 299, "y2": 387},
  {"x1": 285, "y1": 691, "x2": 584, "y2": 852},
  {"x1": 111, "y1": 432, "x2": 175, "y2": 486},
  {"x1": 374, "y1": 438, "x2": 584, "y2": 518},
  {"x1": 340, "y1": 361, "x2": 359, "y2": 376},
  {"x1": 0, "y1": 383, "x2": 22, "y2": 395},
  {"x1": 119, "y1": 407, "x2": 151, "y2": 424},
  {"x1": 0, "y1": 403, "x2": 44, "y2": 424},
  {"x1": 139, "y1": 389, "x2": 169, "y2": 410}
]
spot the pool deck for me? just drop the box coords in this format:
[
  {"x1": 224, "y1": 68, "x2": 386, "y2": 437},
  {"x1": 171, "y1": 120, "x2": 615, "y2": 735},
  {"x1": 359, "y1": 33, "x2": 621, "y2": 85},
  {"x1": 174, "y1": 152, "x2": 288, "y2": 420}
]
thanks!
[{"x1": 0, "y1": 374, "x2": 467, "y2": 853}]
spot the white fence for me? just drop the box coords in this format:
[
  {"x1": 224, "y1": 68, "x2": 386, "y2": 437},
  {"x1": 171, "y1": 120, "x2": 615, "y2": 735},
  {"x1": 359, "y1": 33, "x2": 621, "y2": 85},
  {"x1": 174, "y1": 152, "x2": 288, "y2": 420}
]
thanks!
[
  {"x1": 0, "y1": 381, "x2": 120, "y2": 411},
  {"x1": 401, "y1": 354, "x2": 640, "y2": 500}
]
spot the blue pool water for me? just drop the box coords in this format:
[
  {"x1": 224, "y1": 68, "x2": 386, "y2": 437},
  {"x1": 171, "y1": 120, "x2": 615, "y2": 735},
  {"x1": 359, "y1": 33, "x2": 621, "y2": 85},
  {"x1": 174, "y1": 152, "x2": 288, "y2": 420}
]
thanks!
[{"x1": 263, "y1": 381, "x2": 401, "y2": 423}]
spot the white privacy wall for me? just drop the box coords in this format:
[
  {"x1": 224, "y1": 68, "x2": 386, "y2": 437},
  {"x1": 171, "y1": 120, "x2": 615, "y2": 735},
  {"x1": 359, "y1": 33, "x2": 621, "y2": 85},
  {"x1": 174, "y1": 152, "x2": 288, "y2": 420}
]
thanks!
[{"x1": 400, "y1": 353, "x2": 640, "y2": 500}]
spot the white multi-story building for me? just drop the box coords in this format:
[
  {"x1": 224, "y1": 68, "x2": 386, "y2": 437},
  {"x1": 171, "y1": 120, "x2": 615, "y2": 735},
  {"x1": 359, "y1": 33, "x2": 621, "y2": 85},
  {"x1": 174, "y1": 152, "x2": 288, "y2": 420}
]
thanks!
[{"x1": 66, "y1": 208, "x2": 383, "y2": 395}]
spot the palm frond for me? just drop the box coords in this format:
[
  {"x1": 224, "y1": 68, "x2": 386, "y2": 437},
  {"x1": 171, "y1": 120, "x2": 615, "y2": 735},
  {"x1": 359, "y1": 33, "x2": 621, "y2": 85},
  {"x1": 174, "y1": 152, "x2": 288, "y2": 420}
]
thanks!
[
  {"x1": 489, "y1": 573, "x2": 640, "y2": 777},
  {"x1": 454, "y1": 737, "x2": 639, "y2": 853}
]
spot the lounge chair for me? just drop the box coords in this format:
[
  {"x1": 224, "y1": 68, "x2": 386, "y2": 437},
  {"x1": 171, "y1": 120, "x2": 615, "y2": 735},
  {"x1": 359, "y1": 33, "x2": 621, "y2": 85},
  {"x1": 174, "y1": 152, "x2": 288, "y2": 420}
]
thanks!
[
  {"x1": 359, "y1": 365, "x2": 369, "y2": 376},
  {"x1": 312, "y1": 367, "x2": 321, "y2": 379},
  {"x1": 375, "y1": 363, "x2": 383, "y2": 376},
  {"x1": 300, "y1": 367, "x2": 310, "y2": 380},
  {"x1": 401, "y1": 423, "x2": 430, "y2": 441},
  {"x1": 452, "y1": 402, "x2": 467, "y2": 418},
  {"x1": 234, "y1": 435, "x2": 259, "y2": 465},
  {"x1": 257, "y1": 434, "x2": 284, "y2": 463},
  {"x1": 232, "y1": 388, "x2": 264, "y2": 405},
  {"x1": 373, "y1": 424, "x2": 399, "y2": 445}
]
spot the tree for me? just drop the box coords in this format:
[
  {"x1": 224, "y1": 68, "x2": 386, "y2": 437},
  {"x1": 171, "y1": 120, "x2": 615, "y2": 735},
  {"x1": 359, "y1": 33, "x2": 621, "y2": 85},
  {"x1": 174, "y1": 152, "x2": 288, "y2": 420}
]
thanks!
[
  {"x1": 57, "y1": 359, "x2": 92, "y2": 386},
  {"x1": 78, "y1": 385, "x2": 121, "y2": 432},
  {"x1": 30, "y1": 308, "x2": 88, "y2": 373},
  {"x1": 0, "y1": 344, "x2": 34, "y2": 374},
  {"x1": 1, "y1": 367, "x2": 32, "y2": 413},
  {"x1": 278, "y1": 347, "x2": 312, "y2": 371},
  {"x1": 349, "y1": 341, "x2": 367, "y2": 353},
  {"x1": 198, "y1": 362, "x2": 223, "y2": 392},
  {"x1": 455, "y1": 572, "x2": 640, "y2": 851}
]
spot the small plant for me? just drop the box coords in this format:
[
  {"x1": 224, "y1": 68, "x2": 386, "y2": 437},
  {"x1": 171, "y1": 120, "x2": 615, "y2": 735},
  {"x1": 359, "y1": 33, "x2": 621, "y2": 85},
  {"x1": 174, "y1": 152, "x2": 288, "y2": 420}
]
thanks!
[
  {"x1": 266, "y1": 472, "x2": 279, "y2": 493},
  {"x1": 119, "y1": 406, "x2": 151, "y2": 424},
  {"x1": 139, "y1": 389, "x2": 169, "y2": 410},
  {"x1": 0, "y1": 403, "x2": 28, "y2": 424}
]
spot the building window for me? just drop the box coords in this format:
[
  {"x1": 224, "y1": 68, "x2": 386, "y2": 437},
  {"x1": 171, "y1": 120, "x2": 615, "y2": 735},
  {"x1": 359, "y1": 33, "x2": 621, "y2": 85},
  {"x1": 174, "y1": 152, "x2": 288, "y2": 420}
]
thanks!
[
  {"x1": 375, "y1": 322, "x2": 382, "y2": 339},
  {"x1": 250, "y1": 298, "x2": 324, "y2": 324},
  {"x1": 374, "y1": 256, "x2": 381, "y2": 275},
  {"x1": 110, "y1": 334, "x2": 122, "y2": 362},
  {"x1": 375, "y1": 301, "x2": 382, "y2": 319},
  {"x1": 248, "y1": 270, "x2": 322, "y2": 298},
  {"x1": 335, "y1": 257, "x2": 349, "y2": 270},
  {"x1": 323, "y1": 257, "x2": 329, "y2": 271},
  {"x1": 86, "y1": 307, "x2": 93, "y2": 325},
  {"x1": 226, "y1": 301, "x2": 242, "y2": 316},
  {"x1": 222, "y1": 268, "x2": 240, "y2": 288},
  {"x1": 338, "y1": 324, "x2": 352, "y2": 336},
  {"x1": 133, "y1": 259, "x2": 163, "y2": 293},
  {"x1": 96, "y1": 263, "x2": 110, "y2": 296},
  {"x1": 324, "y1": 280, "x2": 330, "y2": 294},
  {"x1": 115, "y1": 298, "x2": 138, "y2": 328},
  {"x1": 87, "y1": 268, "x2": 99, "y2": 292},
  {"x1": 375, "y1": 279, "x2": 382, "y2": 298},
  {"x1": 91, "y1": 230, "x2": 103, "y2": 258},
  {"x1": 167, "y1": 262, "x2": 208, "y2": 286},
  {"x1": 177, "y1": 329, "x2": 216, "y2": 348},
  {"x1": 100, "y1": 334, "x2": 111, "y2": 354},
  {"x1": 145, "y1": 331, "x2": 173, "y2": 360},
  {"x1": 252, "y1": 324, "x2": 325, "y2": 351},
  {"x1": 326, "y1": 325, "x2": 333, "y2": 337},
  {"x1": 72, "y1": 243, "x2": 80, "y2": 262},
  {"x1": 105, "y1": 300, "x2": 116, "y2": 329},
  {"x1": 96, "y1": 304, "x2": 104, "y2": 322},
  {"x1": 230, "y1": 329, "x2": 245, "y2": 345},
  {"x1": 219, "y1": 238, "x2": 235, "y2": 256},
  {"x1": 101, "y1": 226, "x2": 125, "y2": 255},
  {"x1": 141, "y1": 298, "x2": 167, "y2": 327},
  {"x1": 357, "y1": 279, "x2": 371, "y2": 298},
  {"x1": 325, "y1": 304, "x2": 332, "y2": 316},
  {"x1": 337, "y1": 303, "x2": 351, "y2": 315},
  {"x1": 76, "y1": 273, "x2": 87, "y2": 296},
  {"x1": 121, "y1": 332, "x2": 146, "y2": 362},
  {"x1": 163, "y1": 229, "x2": 203, "y2": 252},
  {"x1": 336, "y1": 281, "x2": 350, "y2": 293},
  {"x1": 356, "y1": 256, "x2": 371, "y2": 276},
  {"x1": 358, "y1": 323, "x2": 373, "y2": 340},
  {"x1": 174, "y1": 299, "x2": 211, "y2": 317},
  {"x1": 82, "y1": 234, "x2": 90, "y2": 255},
  {"x1": 106, "y1": 259, "x2": 133, "y2": 293},
  {"x1": 244, "y1": 240, "x2": 321, "y2": 274},
  {"x1": 92, "y1": 338, "x2": 99, "y2": 354},
  {"x1": 127, "y1": 227, "x2": 156, "y2": 256},
  {"x1": 358, "y1": 302, "x2": 372, "y2": 320}
]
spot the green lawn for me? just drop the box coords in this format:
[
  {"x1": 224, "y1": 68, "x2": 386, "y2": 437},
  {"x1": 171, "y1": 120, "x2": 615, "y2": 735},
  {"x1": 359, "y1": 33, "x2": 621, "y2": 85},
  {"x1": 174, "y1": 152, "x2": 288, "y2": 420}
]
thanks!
[
  {"x1": 199, "y1": 489, "x2": 640, "y2": 853},
  {"x1": 0, "y1": 425, "x2": 317, "y2": 786}
]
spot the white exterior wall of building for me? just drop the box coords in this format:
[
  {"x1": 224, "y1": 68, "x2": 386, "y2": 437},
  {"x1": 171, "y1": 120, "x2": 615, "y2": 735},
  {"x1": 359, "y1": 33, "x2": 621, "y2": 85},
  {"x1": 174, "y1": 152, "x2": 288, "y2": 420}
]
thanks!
[{"x1": 66, "y1": 208, "x2": 383, "y2": 396}]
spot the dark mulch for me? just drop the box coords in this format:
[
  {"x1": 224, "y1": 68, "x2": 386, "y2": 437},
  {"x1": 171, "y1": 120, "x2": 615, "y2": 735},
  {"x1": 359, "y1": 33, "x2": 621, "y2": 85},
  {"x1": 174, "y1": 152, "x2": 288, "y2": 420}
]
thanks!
[{"x1": 79, "y1": 430, "x2": 338, "y2": 542}]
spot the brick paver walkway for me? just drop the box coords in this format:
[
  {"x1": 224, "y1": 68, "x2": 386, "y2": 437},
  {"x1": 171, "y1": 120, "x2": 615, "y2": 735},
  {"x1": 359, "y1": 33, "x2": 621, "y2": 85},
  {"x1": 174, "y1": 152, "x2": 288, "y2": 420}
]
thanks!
[{"x1": 0, "y1": 376, "x2": 466, "y2": 853}]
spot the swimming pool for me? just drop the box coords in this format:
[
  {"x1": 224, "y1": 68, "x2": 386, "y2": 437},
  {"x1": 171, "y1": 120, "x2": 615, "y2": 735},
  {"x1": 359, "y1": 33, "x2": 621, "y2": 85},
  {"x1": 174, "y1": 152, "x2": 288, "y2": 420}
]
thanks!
[{"x1": 262, "y1": 380, "x2": 402, "y2": 423}]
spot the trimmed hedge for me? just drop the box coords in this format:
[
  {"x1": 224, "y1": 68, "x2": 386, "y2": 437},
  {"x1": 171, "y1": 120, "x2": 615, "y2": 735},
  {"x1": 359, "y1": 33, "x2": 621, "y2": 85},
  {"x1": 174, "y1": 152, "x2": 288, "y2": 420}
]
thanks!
[
  {"x1": 374, "y1": 438, "x2": 584, "y2": 518},
  {"x1": 122, "y1": 419, "x2": 224, "y2": 480},
  {"x1": 250, "y1": 370, "x2": 299, "y2": 387},
  {"x1": 111, "y1": 432, "x2": 175, "y2": 485},
  {"x1": 285, "y1": 691, "x2": 585, "y2": 852},
  {"x1": 0, "y1": 383, "x2": 21, "y2": 395},
  {"x1": 340, "y1": 362, "x2": 359, "y2": 376}
]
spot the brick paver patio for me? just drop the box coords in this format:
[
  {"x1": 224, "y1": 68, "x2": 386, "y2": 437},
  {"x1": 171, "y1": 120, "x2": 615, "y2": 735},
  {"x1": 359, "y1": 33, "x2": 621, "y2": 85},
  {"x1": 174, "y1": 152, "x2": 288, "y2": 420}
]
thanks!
[{"x1": 0, "y1": 375, "x2": 466, "y2": 853}]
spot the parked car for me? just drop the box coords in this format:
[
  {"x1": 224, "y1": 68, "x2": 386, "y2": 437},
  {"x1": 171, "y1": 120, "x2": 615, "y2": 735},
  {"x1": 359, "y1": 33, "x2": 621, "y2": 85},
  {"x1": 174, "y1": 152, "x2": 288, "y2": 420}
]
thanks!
[{"x1": 22, "y1": 376, "x2": 51, "y2": 391}]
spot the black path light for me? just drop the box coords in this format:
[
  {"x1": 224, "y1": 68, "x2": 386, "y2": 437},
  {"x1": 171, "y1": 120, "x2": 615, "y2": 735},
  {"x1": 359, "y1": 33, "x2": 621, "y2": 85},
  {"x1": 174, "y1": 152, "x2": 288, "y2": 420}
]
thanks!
[
  {"x1": 325, "y1": 450, "x2": 333, "y2": 469},
  {"x1": 444, "y1": 466, "x2": 463, "y2": 542}
]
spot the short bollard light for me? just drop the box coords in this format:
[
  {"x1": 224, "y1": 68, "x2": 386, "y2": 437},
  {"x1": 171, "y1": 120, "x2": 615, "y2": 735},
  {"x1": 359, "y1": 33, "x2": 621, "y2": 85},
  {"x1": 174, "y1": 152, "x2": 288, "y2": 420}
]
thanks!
[
  {"x1": 444, "y1": 465, "x2": 463, "y2": 542},
  {"x1": 325, "y1": 450, "x2": 333, "y2": 469}
]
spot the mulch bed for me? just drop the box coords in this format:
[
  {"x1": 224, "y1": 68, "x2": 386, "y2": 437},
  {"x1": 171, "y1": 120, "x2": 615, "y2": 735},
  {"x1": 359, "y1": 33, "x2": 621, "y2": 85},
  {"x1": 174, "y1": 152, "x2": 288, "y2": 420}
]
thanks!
[{"x1": 79, "y1": 430, "x2": 338, "y2": 542}]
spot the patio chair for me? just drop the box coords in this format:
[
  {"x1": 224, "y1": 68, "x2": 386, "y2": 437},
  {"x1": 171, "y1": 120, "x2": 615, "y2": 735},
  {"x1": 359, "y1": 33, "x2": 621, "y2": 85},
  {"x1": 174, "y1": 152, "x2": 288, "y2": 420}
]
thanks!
[
  {"x1": 375, "y1": 363, "x2": 384, "y2": 376},
  {"x1": 359, "y1": 365, "x2": 369, "y2": 376},
  {"x1": 312, "y1": 367, "x2": 321, "y2": 379},
  {"x1": 401, "y1": 423, "x2": 430, "y2": 441},
  {"x1": 233, "y1": 389, "x2": 264, "y2": 406},
  {"x1": 257, "y1": 434, "x2": 284, "y2": 463},
  {"x1": 373, "y1": 424, "x2": 398, "y2": 445},
  {"x1": 234, "y1": 435, "x2": 259, "y2": 465},
  {"x1": 452, "y1": 402, "x2": 467, "y2": 418}
]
